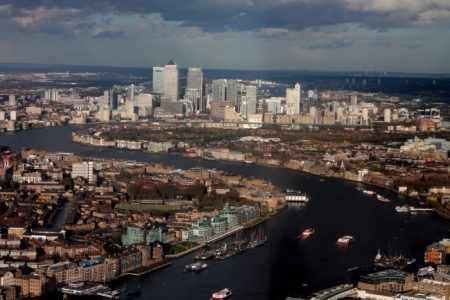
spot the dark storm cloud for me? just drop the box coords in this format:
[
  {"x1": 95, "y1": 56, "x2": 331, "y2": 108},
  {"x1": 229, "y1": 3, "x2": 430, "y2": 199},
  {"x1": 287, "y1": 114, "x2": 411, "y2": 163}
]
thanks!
[{"x1": 2, "y1": 0, "x2": 450, "y2": 36}]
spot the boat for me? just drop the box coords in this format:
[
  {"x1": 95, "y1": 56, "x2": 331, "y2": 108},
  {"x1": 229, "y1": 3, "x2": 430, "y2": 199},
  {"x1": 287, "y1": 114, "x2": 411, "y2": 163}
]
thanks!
[
  {"x1": 362, "y1": 190, "x2": 377, "y2": 196},
  {"x1": 337, "y1": 235, "x2": 354, "y2": 244},
  {"x1": 211, "y1": 288, "x2": 232, "y2": 299},
  {"x1": 301, "y1": 228, "x2": 315, "y2": 238},
  {"x1": 374, "y1": 249, "x2": 416, "y2": 270},
  {"x1": 395, "y1": 205, "x2": 410, "y2": 213},
  {"x1": 184, "y1": 262, "x2": 208, "y2": 273},
  {"x1": 247, "y1": 226, "x2": 267, "y2": 249},
  {"x1": 195, "y1": 248, "x2": 215, "y2": 261},
  {"x1": 286, "y1": 189, "x2": 309, "y2": 203},
  {"x1": 377, "y1": 194, "x2": 391, "y2": 203}
]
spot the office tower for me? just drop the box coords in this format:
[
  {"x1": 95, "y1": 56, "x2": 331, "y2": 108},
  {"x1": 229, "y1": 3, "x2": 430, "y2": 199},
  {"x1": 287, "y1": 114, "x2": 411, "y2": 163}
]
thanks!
[
  {"x1": 212, "y1": 79, "x2": 227, "y2": 101},
  {"x1": 265, "y1": 97, "x2": 283, "y2": 114},
  {"x1": 185, "y1": 89, "x2": 202, "y2": 112},
  {"x1": 125, "y1": 100, "x2": 135, "y2": 120},
  {"x1": 8, "y1": 95, "x2": 16, "y2": 107},
  {"x1": 286, "y1": 83, "x2": 301, "y2": 115},
  {"x1": 245, "y1": 85, "x2": 257, "y2": 116},
  {"x1": 164, "y1": 60, "x2": 179, "y2": 101},
  {"x1": 187, "y1": 68, "x2": 203, "y2": 96},
  {"x1": 136, "y1": 94, "x2": 153, "y2": 117},
  {"x1": 186, "y1": 68, "x2": 203, "y2": 111},
  {"x1": 129, "y1": 84, "x2": 135, "y2": 101},
  {"x1": 109, "y1": 86, "x2": 120, "y2": 110},
  {"x1": 226, "y1": 80, "x2": 239, "y2": 104},
  {"x1": 239, "y1": 96, "x2": 247, "y2": 119},
  {"x1": 152, "y1": 67, "x2": 164, "y2": 95}
]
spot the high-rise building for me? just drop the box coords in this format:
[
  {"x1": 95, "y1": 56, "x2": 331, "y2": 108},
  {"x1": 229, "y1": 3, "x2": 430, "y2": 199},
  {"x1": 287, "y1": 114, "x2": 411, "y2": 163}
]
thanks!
[
  {"x1": 212, "y1": 79, "x2": 227, "y2": 101},
  {"x1": 136, "y1": 94, "x2": 153, "y2": 117},
  {"x1": 44, "y1": 89, "x2": 60, "y2": 102},
  {"x1": 152, "y1": 67, "x2": 165, "y2": 95},
  {"x1": 245, "y1": 85, "x2": 257, "y2": 116},
  {"x1": 8, "y1": 95, "x2": 16, "y2": 107},
  {"x1": 109, "y1": 86, "x2": 120, "y2": 110},
  {"x1": 128, "y1": 84, "x2": 136, "y2": 101},
  {"x1": 186, "y1": 68, "x2": 203, "y2": 112},
  {"x1": 286, "y1": 83, "x2": 301, "y2": 115},
  {"x1": 226, "y1": 80, "x2": 239, "y2": 104},
  {"x1": 163, "y1": 60, "x2": 179, "y2": 101},
  {"x1": 187, "y1": 68, "x2": 203, "y2": 96},
  {"x1": 185, "y1": 88, "x2": 202, "y2": 112}
]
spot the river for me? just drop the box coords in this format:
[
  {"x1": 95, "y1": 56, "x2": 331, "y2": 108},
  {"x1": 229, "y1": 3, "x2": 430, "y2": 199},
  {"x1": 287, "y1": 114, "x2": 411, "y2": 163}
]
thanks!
[{"x1": 0, "y1": 125, "x2": 448, "y2": 300}]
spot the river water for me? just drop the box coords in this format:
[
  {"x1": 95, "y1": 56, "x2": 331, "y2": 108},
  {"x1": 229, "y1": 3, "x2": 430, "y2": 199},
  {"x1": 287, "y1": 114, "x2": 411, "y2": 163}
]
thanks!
[{"x1": 0, "y1": 125, "x2": 448, "y2": 300}]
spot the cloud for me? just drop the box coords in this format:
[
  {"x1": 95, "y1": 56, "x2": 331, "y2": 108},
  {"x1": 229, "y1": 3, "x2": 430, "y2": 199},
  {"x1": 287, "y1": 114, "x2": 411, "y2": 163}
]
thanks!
[{"x1": 91, "y1": 28, "x2": 126, "y2": 39}]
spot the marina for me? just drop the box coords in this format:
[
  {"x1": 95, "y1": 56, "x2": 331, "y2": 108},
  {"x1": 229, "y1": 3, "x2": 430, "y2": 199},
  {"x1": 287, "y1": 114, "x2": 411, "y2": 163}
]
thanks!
[{"x1": 374, "y1": 249, "x2": 416, "y2": 270}]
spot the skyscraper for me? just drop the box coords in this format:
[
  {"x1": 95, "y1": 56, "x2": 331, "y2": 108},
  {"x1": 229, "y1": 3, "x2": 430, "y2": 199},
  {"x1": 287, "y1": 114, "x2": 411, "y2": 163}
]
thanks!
[
  {"x1": 212, "y1": 79, "x2": 227, "y2": 101},
  {"x1": 186, "y1": 68, "x2": 203, "y2": 111},
  {"x1": 286, "y1": 83, "x2": 301, "y2": 115},
  {"x1": 245, "y1": 85, "x2": 257, "y2": 116},
  {"x1": 152, "y1": 67, "x2": 164, "y2": 95},
  {"x1": 109, "y1": 86, "x2": 120, "y2": 110},
  {"x1": 187, "y1": 68, "x2": 203, "y2": 95},
  {"x1": 226, "y1": 80, "x2": 239, "y2": 104},
  {"x1": 185, "y1": 89, "x2": 202, "y2": 112},
  {"x1": 163, "y1": 60, "x2": 179, "y2": 101}
]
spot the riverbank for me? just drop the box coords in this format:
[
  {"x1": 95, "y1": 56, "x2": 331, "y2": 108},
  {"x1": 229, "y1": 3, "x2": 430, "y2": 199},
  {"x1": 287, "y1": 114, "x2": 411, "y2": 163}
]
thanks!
[{"x1": 166, "y1": 216, "x2": 270, "y2": 259}]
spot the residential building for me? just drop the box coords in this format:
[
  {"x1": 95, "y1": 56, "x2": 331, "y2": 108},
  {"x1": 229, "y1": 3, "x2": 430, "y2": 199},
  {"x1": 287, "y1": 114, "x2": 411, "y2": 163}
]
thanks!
[
  {"x1": 71, "y1": 162, "x2": 94, "y2": 183},
  {"x1": 14, "y1": 274, "x2": 47, "y2": 297}
]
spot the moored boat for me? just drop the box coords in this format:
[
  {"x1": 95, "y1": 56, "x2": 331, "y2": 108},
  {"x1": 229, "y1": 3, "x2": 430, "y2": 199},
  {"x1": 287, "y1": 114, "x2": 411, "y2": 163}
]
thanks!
[
  {"x1": 377, "y1": 194, "x2": 391, "y2": 203},
  {"x1": 362, "y1": 190, "x2": 377, "y2": 196},
  {"x1": 374, "y1": 249, "x2": 416, "y2": 270}
]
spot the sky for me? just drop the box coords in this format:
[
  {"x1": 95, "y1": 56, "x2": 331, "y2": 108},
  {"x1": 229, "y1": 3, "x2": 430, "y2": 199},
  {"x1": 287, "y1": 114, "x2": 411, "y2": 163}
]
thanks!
[{"x1": 1, "y1": 0, "x2": 450, "y2": 73}]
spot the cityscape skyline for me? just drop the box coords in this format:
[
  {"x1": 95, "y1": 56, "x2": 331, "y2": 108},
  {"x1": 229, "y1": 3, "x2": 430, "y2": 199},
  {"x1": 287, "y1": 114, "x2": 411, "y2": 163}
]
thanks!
[{"x1": 0, "y1": 1, "x2": 450, "y2": 73}]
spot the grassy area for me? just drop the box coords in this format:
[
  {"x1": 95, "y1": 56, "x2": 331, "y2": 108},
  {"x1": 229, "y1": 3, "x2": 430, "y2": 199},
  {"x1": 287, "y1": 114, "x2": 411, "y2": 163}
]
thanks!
[
  {"x1": 116, "y1": 203, "x2": 179, "y2": 213},
  {"x1": 167, "y1": 241, "x2": 200, "y2": 255}
]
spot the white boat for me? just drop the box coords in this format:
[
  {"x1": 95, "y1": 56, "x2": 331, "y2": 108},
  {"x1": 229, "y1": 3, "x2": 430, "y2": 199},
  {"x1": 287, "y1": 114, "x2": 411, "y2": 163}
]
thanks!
[
  {"x1": 377, "y1": 194, "x2": 391, "y2": 203},
  {"x1": 184, "y1": 262, "x2": 208, "y2": 273},
  {"x1": 212, "y1": 288, "x2": 232, "y2": 299},
  {"x1": 337, "y1": 235, "x2": 354, "y2": 244},
  {"x1": 301, "y1": 228, "x2": 315, "y2": 238},
  {"x1": 286, "y1": 189, "x2": 309, "y2": 203},
  {"x1": 395, "y1": 205, "x2": 410, "y2": 213},
  {"x1": 362, "y1": 190, "x2": 377, "y2": 196}
]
